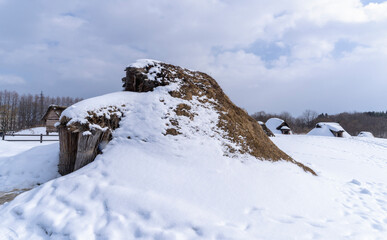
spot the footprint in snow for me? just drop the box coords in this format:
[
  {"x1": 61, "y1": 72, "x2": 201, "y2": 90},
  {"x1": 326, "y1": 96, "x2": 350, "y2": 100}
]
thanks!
[
  {"x1": 350, "y1": 179, "x2": 361, "y2": 185},
  {"x1": 360, "y1": 188, "x2": 372, "y2": 195}
]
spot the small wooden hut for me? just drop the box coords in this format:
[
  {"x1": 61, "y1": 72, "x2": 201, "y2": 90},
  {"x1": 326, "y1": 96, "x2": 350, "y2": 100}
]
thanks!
[
  {"x1": 42, "y1": 105, "x2": 67, "y2": 134},
  {"x1": 266, "y1": 118, "x2": 292, "y2": 135},
  {"x1": 307, "y1": 122, "x2": 351, "y2": 138}
]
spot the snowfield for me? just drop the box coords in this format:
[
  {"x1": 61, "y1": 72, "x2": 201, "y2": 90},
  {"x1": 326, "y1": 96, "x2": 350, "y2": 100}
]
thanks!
[
  {"x1": 0, "y1": 133, "x2": 386, "y2": 239},
  {"x1": 0, "y1": 142, "x2": 59, "y2": 192}
]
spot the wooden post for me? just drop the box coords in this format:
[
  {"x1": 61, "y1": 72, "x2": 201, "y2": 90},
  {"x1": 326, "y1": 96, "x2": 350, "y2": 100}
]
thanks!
[
  {"x1": 58, "y1": 127, "x2": 79, "y2": 175},
  {"x1": 40, "y1": 134, "x2": 43, "y2": 143},
  {"x1": 73, "y1": 130, "x2": 111, "y2": 171},
  {"x1": 1, "y1": 134, "x2": 4, "y2": 141}
]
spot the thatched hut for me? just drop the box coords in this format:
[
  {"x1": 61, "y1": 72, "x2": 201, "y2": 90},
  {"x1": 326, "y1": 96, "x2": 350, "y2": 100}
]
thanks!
[
  {"x1": 308, "y1": 122, "x2": 351, "y2": 138},
  {"x1": 57, "y1": 59, "x2": 316, "y2": 176},
  {"x1": 266, "y1": 118, "x2": 292, "y2": 135},
  {"x1": 42, "y1": 105, "x2": 66, "y2": 134}
]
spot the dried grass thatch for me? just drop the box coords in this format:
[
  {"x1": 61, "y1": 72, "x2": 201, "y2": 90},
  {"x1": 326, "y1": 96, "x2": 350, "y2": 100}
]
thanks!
[
  {"x1": 58, "y1": 61, "x2": 316, "y2": 176},
  {"x1": 123, "y1": 62, "x2": 316, "y2": 175}
]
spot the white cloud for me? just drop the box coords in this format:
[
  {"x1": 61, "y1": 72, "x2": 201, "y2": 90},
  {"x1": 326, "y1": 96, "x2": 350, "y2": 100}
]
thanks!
[
  {"x1": 51, "y1": 15, "x2": 85, "y2": 30},
  {"x1": 0, "y1": 0, "x2": 386, "y2": 114},
  {"x1": 0, "y1": 74, "x2": 25, "y2": 85}
]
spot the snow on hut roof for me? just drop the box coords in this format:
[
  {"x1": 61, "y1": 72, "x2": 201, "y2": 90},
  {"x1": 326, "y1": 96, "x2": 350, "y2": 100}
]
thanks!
[
  {"x1": 308, "y1": 122, "x2": 351, "y2": 138},
  {"x1": 317, "y1": 122, "x2": 344, "y2": 132},
  {"x1": 358, "y1": 131, "x2": 374, "y2": 138},
  {"x1": 128, "y1": 59, "x2": 162, "y2": 68},
  {"x1": 280, "y1": 126, "x2": 290, "y2": 130}
]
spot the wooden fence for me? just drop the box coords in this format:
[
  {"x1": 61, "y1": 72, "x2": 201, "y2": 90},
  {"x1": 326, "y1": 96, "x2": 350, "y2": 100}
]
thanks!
[{"x1": 1, "y1": 134, "x2": 59, "y2": 143}]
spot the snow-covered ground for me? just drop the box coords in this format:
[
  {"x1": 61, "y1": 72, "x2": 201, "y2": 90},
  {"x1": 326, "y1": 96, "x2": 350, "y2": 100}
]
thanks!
[
  {"x1": 0, "y1": 131, "x2": 386, "y2": 238},
  {"x1": 16, "y1": 127, "x2": 47, "y2": 135},
  {"x1": 0, "y1": 141, "x2": 59, "y2": 192}
]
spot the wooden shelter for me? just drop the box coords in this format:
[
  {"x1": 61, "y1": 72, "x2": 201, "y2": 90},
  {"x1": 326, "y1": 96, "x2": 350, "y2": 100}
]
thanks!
[
  {"x1": 42, "y1": 105, "x2": 67, "y2": 134},
  {"x1": 266, "y1": 118, "x2": 292, "y2": 135},
  {"x1": 308, "y1": 122, "x2": 351, "y2": 138}
]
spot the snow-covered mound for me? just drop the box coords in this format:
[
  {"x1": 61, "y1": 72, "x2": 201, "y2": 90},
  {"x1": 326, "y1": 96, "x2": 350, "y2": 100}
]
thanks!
[
  {"x1": 357, "y1": 131, "x2": 374, "y2": 138},
  {"x1": 266, "y1": 118, "x2": 292, "y2": 135},
  {"x1": 308, "y1": 122, "x2": 351, "y2": 138},
  {"x1": 57, "y1": 59, "x2": 312, "y2": 175}
]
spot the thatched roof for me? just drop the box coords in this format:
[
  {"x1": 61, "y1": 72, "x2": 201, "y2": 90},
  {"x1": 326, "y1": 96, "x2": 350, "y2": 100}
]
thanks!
[
  {"x1": 121, "y1": 59, "x2": 315, "y2": 174},
  {"x1": 258, "y1": 121, "x2": 275, "y2": 137},
  {"x1": 308, "y1": 122, "x2": 351, "y2": 138}
]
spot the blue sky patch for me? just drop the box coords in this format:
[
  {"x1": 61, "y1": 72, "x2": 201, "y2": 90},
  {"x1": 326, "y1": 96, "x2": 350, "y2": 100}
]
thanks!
[{"x1": 244, "y1": 40, "x2": 291, "y2": 66}]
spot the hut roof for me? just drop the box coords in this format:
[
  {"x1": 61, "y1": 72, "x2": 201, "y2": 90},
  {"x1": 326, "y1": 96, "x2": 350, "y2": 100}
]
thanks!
[
  {"x1": 41, "y1": 105, "x2": 67, "y2": 121},
  {"x1": 308, "y1": 122, "x2": 351, "y2": 138},
  {"x1": 280, "y1": 126, "x2": 290, "y2": 130}
]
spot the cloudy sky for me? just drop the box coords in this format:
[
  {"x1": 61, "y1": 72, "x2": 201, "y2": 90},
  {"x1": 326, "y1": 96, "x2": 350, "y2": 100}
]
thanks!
[{"x1": 0, "y1": 0, "x2": 386, "y2": 116}]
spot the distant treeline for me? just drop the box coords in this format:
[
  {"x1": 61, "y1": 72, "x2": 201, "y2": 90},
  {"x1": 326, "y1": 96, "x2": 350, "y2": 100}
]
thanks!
[
  {"x1": 252, "y1": 110, "x2": 387, "y2": 138},
  {"x1": 0, "y1": 90, "x2": 82, "y2": 132}
]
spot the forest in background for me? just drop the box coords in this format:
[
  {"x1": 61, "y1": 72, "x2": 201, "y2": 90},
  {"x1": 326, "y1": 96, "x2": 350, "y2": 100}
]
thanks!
[
  {"x1": 252, "y1": 110, "x2": 387, "y2": 138},
  {"x1": 0, "y1": 90, "x2": 82, "y2": 132},
  {"x1": 1, "y1": 88, "x2": 386, "y2": 138}
]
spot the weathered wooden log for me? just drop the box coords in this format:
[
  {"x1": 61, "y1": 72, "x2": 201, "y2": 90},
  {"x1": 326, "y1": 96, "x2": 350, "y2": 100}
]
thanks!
[
  {"x1": 58, "y1": 126, "x2": 79, "y2": 175},
  {"x1": 122, "y1": 67, "x2": 168, "y2": 92},
  {"x1": 58, "y1": 112, "x2": 121, "y2": 175},
  {"x1": 73, "y1": 129, "x2": 112, "y2": 171}
]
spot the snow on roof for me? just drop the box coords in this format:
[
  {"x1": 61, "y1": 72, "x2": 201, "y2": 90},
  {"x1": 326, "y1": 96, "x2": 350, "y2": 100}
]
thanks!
[
  {"x1": 280, "y1": 126, "x2": 290, "y2": 130},
  {"x1": 266, "y1": 118, "x2": 286, "y2": 135},
  {"x1": 316, "y1": 122, "x2": 345, "y2": 132},
  {"x1": 358, "y1": 131, "x2": 374, "y2": 138},
  {"x1": 128, "y1": 59, "x2": 162, "y2": 68},
  {"x1": 308, "y1": 122, "x2": 351, "y2": 138},
  {"x1": 257, "y1": 121, "x2": 264, "y2": 125}
]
